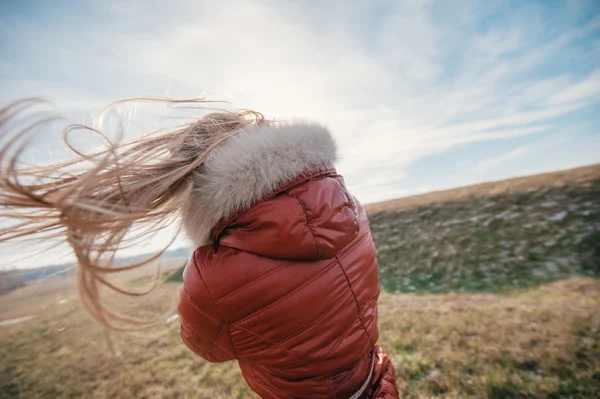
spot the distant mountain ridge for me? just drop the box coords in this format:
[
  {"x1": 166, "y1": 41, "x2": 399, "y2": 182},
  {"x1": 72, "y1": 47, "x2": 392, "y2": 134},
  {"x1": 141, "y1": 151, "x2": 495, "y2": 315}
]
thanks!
[{"x1": 12, "y1": 247, "x2": 192, "y2": 283}]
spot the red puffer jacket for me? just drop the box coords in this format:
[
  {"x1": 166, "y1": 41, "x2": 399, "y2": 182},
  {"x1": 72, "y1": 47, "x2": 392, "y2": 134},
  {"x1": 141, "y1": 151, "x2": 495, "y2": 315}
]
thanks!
[{"x1": 177, "y1": 123, "x2": 399, "y2": 398}]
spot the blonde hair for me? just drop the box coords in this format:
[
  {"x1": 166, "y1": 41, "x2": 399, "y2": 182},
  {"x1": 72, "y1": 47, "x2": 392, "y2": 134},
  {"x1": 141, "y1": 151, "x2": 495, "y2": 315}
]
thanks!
[{"x1": 0, "y1": 97, "x2": 266, "y2": 331}]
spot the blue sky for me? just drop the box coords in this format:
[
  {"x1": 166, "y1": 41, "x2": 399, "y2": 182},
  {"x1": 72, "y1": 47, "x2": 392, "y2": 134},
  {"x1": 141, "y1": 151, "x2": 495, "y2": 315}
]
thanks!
[{"x1": 1, "y1": 0, "x2": 600, "y2": 267}]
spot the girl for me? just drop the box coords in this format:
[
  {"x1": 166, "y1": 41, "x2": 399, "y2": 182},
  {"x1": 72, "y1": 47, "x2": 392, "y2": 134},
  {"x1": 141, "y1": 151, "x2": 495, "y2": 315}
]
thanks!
[{"x1": 0, "y1": 98, "x2": 399, "y2": 398}]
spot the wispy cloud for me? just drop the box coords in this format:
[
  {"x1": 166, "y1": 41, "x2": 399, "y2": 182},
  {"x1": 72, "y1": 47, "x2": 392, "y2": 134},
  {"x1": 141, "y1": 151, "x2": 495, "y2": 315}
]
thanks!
[
  {"x1": 549, "y1": 69, "x2": 600, "y2": 104},
  {"x1": 474, "y1": 146, "x2": 531, "y2": 175}
]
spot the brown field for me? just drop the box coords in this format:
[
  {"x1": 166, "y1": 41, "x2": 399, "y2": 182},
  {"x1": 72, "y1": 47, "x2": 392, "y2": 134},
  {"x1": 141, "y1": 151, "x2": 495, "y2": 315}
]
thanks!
[{"x1": 1, "y1": 275, "x2": 598, "y2": 398}]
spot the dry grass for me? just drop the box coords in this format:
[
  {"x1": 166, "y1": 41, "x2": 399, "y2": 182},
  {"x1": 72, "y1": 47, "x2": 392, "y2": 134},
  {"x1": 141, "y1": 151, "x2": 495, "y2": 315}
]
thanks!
[
  {"x1": 0, "y1": 278, "x2": 74, "y2": 321},
  {"x1": 1, "y1": 277, "x2": 598, "y2": 398},
  {"x1": 378, "y1": 278, "x2": 600, "y2": 398},
  {"x1": 0, "y1": 278, "x2": 257, "y2": 399}
]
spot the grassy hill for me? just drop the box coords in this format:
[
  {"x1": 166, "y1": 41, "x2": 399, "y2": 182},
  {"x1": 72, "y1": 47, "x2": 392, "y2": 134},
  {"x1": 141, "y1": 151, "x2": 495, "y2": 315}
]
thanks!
[{"x1": 368, "y1": 164, "x2": 600, "y2": 293}]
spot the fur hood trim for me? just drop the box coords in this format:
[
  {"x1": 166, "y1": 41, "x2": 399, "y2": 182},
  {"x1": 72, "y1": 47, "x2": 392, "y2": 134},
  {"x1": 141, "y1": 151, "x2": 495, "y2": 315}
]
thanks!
[{"x1": 181, "y1": 122, "x2": 337, "y2": 247}]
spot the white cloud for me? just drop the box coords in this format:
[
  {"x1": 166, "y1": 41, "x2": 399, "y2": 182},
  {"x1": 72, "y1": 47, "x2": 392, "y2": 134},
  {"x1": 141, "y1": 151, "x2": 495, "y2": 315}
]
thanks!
[
  {"x1": 474, "y1": 146, "x2": 530, "y2": 174},
  {"x1": 549, "y1": 69, "x2": 600, "y2": 105},
  {"x1": 430, "y1": 103, "x2": 585, "y2": 138}
]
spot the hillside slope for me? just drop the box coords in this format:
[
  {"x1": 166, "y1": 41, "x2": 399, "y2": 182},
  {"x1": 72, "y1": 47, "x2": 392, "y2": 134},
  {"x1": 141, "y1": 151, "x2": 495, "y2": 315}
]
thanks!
[{"x1": 368, "y1": 164, "x2": 600, "y2": 293}]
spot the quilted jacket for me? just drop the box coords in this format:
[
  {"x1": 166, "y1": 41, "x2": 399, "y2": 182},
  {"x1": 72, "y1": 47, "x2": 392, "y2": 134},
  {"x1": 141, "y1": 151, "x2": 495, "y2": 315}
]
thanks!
[{"x1": 177, "y1": 122, "x2": 399, "y2": 398}]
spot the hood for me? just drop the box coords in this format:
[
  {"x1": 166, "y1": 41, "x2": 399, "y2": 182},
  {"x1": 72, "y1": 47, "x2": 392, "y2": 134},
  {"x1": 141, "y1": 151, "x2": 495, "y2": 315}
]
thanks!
[
  {"x1": 182, "y1": 122, "x2": 350, "y2": 258},
  {"x1": 213, "y1": 165, "x2": 359, "y2": 260}
]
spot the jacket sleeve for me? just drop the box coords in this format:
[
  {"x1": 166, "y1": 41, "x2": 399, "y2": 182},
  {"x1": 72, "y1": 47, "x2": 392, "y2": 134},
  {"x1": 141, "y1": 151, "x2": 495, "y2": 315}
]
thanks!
[{"x1": 177, "y1": 253, "x2": 237, "y2": 363}]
